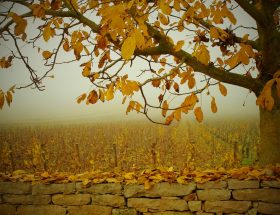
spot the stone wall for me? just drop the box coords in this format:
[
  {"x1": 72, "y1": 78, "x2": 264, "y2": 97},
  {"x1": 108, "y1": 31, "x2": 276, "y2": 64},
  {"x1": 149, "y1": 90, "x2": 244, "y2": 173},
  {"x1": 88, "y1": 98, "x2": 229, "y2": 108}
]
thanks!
[{"x1": 0, "y1": 179, "x2": 280, "y2": 215}]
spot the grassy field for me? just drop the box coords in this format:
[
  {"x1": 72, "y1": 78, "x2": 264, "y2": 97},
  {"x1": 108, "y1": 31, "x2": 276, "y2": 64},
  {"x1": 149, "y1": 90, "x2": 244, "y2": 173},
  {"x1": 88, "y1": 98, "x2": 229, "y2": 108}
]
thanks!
[{"x1": 0, "y1": 119, "x2": 259, "y2": 173}]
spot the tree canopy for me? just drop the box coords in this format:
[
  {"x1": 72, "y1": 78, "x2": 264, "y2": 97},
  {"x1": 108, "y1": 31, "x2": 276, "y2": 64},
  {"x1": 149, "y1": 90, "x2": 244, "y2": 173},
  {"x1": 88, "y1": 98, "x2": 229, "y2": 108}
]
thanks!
[{"x1": 0, "y1": 0, "x2": 279, "y2": 126}]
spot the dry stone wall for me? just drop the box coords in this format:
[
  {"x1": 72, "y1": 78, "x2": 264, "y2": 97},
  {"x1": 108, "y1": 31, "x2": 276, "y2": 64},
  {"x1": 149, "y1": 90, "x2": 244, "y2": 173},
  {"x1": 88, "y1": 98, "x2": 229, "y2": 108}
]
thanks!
[{"x1": 0, "y1": 179, "x2": 280, "y2": 215}]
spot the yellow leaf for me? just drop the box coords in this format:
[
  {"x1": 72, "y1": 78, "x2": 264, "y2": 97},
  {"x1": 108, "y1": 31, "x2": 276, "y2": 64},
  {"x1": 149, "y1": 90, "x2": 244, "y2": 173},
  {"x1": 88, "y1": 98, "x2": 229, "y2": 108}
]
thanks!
[
  {"x1": 242, "y1": 34, "x2": 249, "y2": 43},
  {"x1": 177, "y1": 176, "x2": 187, "y2": 184},
  {"x1": 221, "y1": 5, "x2": 236, "y2": 25},
  {"x1": 158, "y1": 68, "x2": 165, "y2": 74},
  {"x1": 105, "y1": 84, "x2": 114, "y2": 101},
  {"x1": 9, "y1": 12, "x2": 27, "y2": 36},
  {"x1": 77, "y1": 93, "x2": 86, "y2": 104},
  {"x1": 217, "y1": 57, "x2": 224, "y2": 66},
  {"x1": 240, "y1": 44, "x2": 254, "y2": 58},
  {"x1": 192, "y1": 44, "x2": 210, "y2": 65},
  {"x1": 173, "y1": 0, "x2": 181, "y2": 11},
  {"x1": 6, "y1": 84, "x2": 15, "y2": 92},
  {"x1": 256, "y1": 79, "x2": 275, "y2": 111},
  {"x1": 194, "y1": 106, "x2": 203, "y2": 123},
  {"x1": 239, "y1": 49, "x2": 249, "y2": 65},
  {"x1": 165, "y1": 113, "x2": 174, "y2": 125},
  {"x1": 225, "y1": 53, "x2": 239, "y2": 68},
  {"x1": 41, "y1": 171, "x2": 49, "y2": 178},
  {"x1": 135, "y1": 102, "x2": 142, "y2": 113},
  {"x1": 30, "y1": 4, "x2": 45, "y2": 18},
  {"x1": 160, "y1": 58, "x2": 167, "y2": 66},
  {"x1": 211, "y1": 97, "x2": 218, "y2": 113},
  {"x1": 144, "y1": 180, "x2": 153, "y2": 190},
  {"x1": 121, "y1": 36, "x2": 136, "y2": 60},
  {"x1": 13, "y1": 169, "x2": 26, "y2": 175},
  {"x1": 42, "y1": 51, "x2": 52, "y2": 60},
  {"x1": 87, "y1": 90, "x2": 98, "y2": 104},
  {"x1": 84, "y1": 46, "x2": 90, "y2": 55},
  {"x1": 63, "y1": 39, "x2": 70, "y2": 52},
  {"x1": 99, "y1": 89, "x2": 105, "y2": 102},
  {"x1": 180, "y1": 71, "x2": 190, "y2": 85},
  {"x1": 74, "y1": 42, "x2": 83, "y2": 55},
  {"x1": 124, "y1": 172, "x2": 135, "y2": 180},
  {"x1": 127, "y1": 0, "x2": 135, "y2": 9},
  {"x1": 218, "y1": 83, "x2": 227, "y2": 96},
  {"x1": 43, "y1": 26, "x2": 54, "y2": 42},
  {"x1": 158, "y1": 13, "x2": 169, "y2": 25},
  {"x1": 212, "y1": 8, "x2": 223, "y2": 24},
  {"x1": 106, "y1": 178, "x2": 119, "y2": 183},
  {"x1": 209, "y1": 27, "x2": 219, "y2": 39},
  {"x1": 183, "y1": 93, "x2": 197, "y2": 109},
  {"x1": 188, "y1": 76, "x2": 196, "y2": 89},
  {"x1": 5, "y1": 91, "x2": 13, "y2": 106},
  {"x1": 173, "y1": 82, "x2": 179, "y2": 93},
  {"x1": 82, "y1": 66, "x2": 91, "y2": 77},
  {"x1": 0, "y1": 90, "x2": 5, "y2": 109},
  {"x1": 126, "y1": 100, "x2": 135, "y2": 114},
  {"x1": 152, "y1": 79, "x2": 161, "y2": 88},
  {"x1": 174, "y1": 108, "x2": 181, "y2": 121},
  {"x1": 174, "y1": 40, "x2": 184, "y2": 52},
  {"x1": 162, "y1": 100, "x2": 168, "y2": 117},
  {"x1": 82, "y1": 178, "x2": 91, "y2": 187},
  {"x1": 159, "y1": 0, "x2": 172, "y2": 15}
]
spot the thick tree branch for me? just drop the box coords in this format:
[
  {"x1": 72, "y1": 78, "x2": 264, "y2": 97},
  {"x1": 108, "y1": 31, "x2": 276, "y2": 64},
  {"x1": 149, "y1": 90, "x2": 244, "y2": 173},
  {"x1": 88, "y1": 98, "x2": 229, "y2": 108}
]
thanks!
[
  {"x1": 137, "y1": 24, "x2": 263, "y2": 95},
  {"x1": 173, "y1": 49, "x2": 263, "y2": 95}
]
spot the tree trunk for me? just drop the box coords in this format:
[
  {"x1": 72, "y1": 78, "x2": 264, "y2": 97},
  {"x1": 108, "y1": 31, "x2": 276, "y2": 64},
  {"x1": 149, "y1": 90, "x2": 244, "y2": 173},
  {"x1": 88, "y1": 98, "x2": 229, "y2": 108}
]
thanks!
[{"x1": 259, "y1": 104, "x2": 280, "y2": 165}]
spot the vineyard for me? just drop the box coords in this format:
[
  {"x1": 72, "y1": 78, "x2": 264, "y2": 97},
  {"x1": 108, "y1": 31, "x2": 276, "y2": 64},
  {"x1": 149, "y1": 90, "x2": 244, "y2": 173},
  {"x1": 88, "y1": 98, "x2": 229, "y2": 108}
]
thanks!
[{"x1": 0, "y1": 120, "x2": 259, "y2": 173}]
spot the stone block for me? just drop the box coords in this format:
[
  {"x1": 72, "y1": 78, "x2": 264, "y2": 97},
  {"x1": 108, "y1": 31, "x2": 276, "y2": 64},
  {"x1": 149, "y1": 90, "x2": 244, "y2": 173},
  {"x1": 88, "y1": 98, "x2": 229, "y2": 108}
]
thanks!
[
  {"x1": 0, "y1": 204, "x2": 16, "y2": 215},
  {"x1": 258, "y1": 202, "x2": 280, "y2": 215},
  {"x1": 76, "y1": 183, "x2": 122, "y2": 194},
  {"x1": 183, "y1": 193, "x2": 197, "y2": 201},
  {"x1": 144, "y1": 212, "x2": 193, "y2": 215},
  {"x1": 17, "y1": 205, "x2": 66, "y2": 215},
  {"x1": 232, "y1": 188, "x2": 280, "y2": 203},
  {"x1": 196, "y1": 212, "x2": 214, "y2": 215},
  {"x1": 112, "y1": 208, "x2": 138, "y2": 215},
  {"x1": 127, "y1": 198, "x2": 188, "y2": 211},
  {"x1": 52, "y1": 194, "x2": 90, "y2": 205},
  {"x1": 247, "y1": 207, "x2": 257, "y2": 215},
  {"x1": 32, "y1": 183, "x2": 75, "y2": 195},
  {"x1": 188, "y1": 201, "x2": 201, "y2": 211},
  {"x1": 91, "y1": 194, "x2": 125, "y2": 207},
  {"x1": 0, "y1": 182, "x2": 31, "y2": 194},
  {"x1": 204, "y1": 201, "x2": 251, "y2": 213},
  {"x1": 228, "y1": 179, "x2": 259, "y2": 189},
  {"x1": 67, "y1": 205, "x2": 112, "y2": 215},
  {"x1": 261, "y1": 180, "x2": 280, "y2": 188},
  {"x1": 197, "y1": 181, "x2": 227, "y2": 189},
  {"x1": 197, "y1": 189, "x2": 231, "y2": 200},
  {"x1": 136, "y1": 207, "x2": 148, "y2": 212},
  {"x1": 2, "y1": 194, "x2": 50, "y2": 204},
  {"x1": 124, "y1": 182, "x2": 196, "y2": 198}
]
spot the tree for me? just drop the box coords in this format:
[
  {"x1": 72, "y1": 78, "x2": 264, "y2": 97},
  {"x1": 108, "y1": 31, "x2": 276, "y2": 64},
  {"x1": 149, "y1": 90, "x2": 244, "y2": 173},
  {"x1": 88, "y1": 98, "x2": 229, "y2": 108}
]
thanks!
[{"x1": 0, "y1": 0, "x2": 279, "y2": 165}]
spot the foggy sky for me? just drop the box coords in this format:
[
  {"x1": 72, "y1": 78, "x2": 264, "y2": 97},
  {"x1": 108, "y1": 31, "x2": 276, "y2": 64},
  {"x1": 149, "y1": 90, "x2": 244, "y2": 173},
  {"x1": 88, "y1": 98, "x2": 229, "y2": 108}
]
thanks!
[{"x1": 0, "y1": 2, "x2": 260, "y2": 124}]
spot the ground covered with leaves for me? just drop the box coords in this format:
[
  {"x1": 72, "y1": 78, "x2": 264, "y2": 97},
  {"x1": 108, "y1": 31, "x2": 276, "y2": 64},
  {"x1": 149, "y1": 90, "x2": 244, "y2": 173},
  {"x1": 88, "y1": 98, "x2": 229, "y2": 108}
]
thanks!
[{"x1": 1, "y1": 166, "x2": 279, "y2": 189}]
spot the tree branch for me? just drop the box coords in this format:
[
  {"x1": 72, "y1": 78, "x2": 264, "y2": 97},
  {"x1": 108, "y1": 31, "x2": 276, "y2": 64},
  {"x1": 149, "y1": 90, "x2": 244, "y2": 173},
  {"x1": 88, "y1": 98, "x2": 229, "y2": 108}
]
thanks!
[{"x1": 136, "y1": 24, "x2": 263, "y2": 95}]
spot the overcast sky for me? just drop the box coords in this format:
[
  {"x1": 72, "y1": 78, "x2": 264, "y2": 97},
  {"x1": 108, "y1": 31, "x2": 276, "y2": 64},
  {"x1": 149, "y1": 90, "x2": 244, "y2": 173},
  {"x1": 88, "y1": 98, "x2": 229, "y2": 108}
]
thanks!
[{"x1": 0, "y1": 2, "x2": 260, "y2": 124}]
